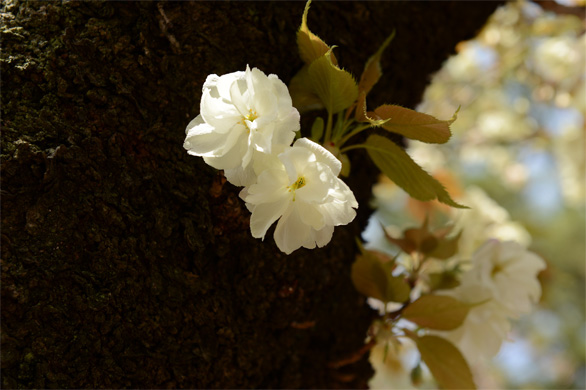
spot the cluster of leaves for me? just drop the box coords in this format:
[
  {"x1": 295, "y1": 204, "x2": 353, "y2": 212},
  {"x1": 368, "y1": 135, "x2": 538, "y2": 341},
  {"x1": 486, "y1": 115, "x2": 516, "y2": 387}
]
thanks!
[
  {"x1": 290, "y1": 3, "x2": 489, "y2": 388},
  {"x1": 291, "y1": 0, "x2": 463, "y2": 207},
  {"x1": 351, "y1": 220, "x2": 478, "y2": 390}
]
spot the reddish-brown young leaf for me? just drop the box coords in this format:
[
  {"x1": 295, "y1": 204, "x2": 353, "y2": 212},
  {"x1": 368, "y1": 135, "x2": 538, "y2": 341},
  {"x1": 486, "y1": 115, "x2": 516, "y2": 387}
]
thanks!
[
  {"x1": 358, "y1": 31, "x2": 395, "y2": 97},
  {"x1": 402, "y1": 295, "x2": 471, "y2": 330},
  {"x1": 374, "y1": 105, "x2": 456, "y2": 144},
  {"x1": 407, "y1": 333, "x2": 476, "y2": 390},
  {"x1": 297, "y1": 0, "x2": 337, "y2": 65}
]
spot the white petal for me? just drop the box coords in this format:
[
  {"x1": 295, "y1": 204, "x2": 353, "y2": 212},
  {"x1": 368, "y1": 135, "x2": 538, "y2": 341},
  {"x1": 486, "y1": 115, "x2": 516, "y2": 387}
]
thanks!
[
  {"x1": 317, "y1": 199, "x2": 357, "y2": 226},
  {"x1": 229, "y1": 79, "x2": 250, "y2": 117},
  {"x1": 185, "y1": 114, "x2": 205, "y2": 135},
  {"x1": 273, "y1": 206, "x2": 310, "y2": 255},
  {"x1": 202, "y1": 74, "x2": 220, "y2": 93},
  {"x1": 184, "y1": 121, "x2": 228, "y2": 157},
  {"x1": 245, "y1": 168, "x2": 289, "y2": 204},
  {"x1": 314, "y1": 225, "x2": 334, "y2": 247},
  {"x1": 294, "y1": 138, "x2": 342, "y2": 176},
  {"x1": 329, "y1": 179, "x2": 358, "y2": 207},
  {"x1": 249, "y1": 67, "x2": 277, "y2": 117},
  {"x1": 269, "y1": 73, "x2": 294, "y2": 112},
  {"x1": 250, "y1": 122, "x2": 274, "y2": 154},
  {"x1": 249, "y1": 197, "x2": 290, "y2": 239},
  {"x1": 203, "y1": 128, "x2": 249, "y2": 169},
  {"x1": 279, "y1": 146, "x2": 315, "y2": 184},
  {"x1": 252, "y1": 151, "x2": 282, "y2": 177},
  {"x1": 223, "y1": 163, "x2": 257, "y2": 187},
  {"x1": 272, "y1": 121, "x2": 298, "y2": 148},
  {"x1": 296, "y1": 201, "x2": 325, "y2": 230},
  {"x1": 200, "y1": 89, "x2": 241, "y2": 131},
  {"x1": 294, "y1": 164, "x2": 333, "y2": 203},
  {"x1": 214, "y1": 71, "x2": 245, "y2": 100},
  {"x1": 302, "y1": 225, "x2": 333, "y2": 250}
]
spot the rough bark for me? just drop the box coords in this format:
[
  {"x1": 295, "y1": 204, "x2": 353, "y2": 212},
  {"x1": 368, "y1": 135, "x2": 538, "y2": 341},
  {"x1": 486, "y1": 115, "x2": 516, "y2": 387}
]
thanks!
[{"x1": 1, "y1": 1, "x2": 501, "y2": 388}]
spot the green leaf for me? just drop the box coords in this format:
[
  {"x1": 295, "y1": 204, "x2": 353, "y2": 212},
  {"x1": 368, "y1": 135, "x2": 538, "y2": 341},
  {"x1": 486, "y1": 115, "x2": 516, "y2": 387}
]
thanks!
[
  {"x1": 410, "y1": 362, "x2": 423, "y2": 387},
  {"x1": 297, "y1": 0, "x2": 336, "y2": 65},
  {"x1": 411, "y1": 335, "x2": 476, "y2": 390},
  {"x1": 402, "y1": 295, "x2": 471, "y2": 331},
  {"x1": 289, "y1": 65, "x2": 324, "y2": 112},
  {"x1": 308, "y1": 49, "x2": 358, "y2": 115},
  {"x1": 332, "y1": 112, "x2": 346, "y2": 140},
  {"x1": 374, "y1": 105, "x2": 457, "y2": 144},
  {"x1": 351, "y1": 243, "x2": 411, "y2": 303},
  {"x1": 358, "y1": 30, "x2": 396, "y2": 97},
  {"x1": 310, "y1": 117, "x2": 324, "y2": 142},
  {"x1": 340, "y1": 153, "x2": 351, "y2": 177},
  {"x1": 364, "y1": 134, "x2": 466, "y2": 208}
]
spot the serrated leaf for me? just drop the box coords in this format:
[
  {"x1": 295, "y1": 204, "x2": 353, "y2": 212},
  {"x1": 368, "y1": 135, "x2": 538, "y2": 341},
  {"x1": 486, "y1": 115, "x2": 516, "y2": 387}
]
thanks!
[
  {"x1": 411, "y1": 335, "x2": 476, "y2": 390},
  {"x1": 402, "y1": 295, "x2": 471, "y2": 331},
  {"x1": 308, "y1": 50, "x2": 358, "y2": 115},
  {"x1": 364, "y1": 134, "x2": 466, "y2": 208},
  {"x1": 354, "y1": 91, "x2": 391, "y2": 126},
  {"x1": 289, "y1": 65, "x2": 324, "y2": 112},
  {"x1": 353, "y1": 91, "x2": 367, "y2": 122},
  {"x1": 297, "y1": 0, "x2": 337, "y2": 65},
  {"x1": 358, "y1": 30, "x2": 396, "y2": 97},
  {"x1": 374, "y1": 105, "x2": 457, "y2": 144}
]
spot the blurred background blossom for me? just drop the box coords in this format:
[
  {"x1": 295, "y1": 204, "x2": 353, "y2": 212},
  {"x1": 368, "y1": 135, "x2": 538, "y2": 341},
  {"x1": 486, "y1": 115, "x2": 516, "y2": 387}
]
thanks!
[{"x1": 365, "y1": 0, "x2": 585, "y2": 388}]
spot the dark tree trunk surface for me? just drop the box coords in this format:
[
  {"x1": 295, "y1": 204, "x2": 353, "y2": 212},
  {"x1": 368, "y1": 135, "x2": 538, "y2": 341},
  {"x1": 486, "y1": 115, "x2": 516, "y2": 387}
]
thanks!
[{"x1": 1, "y1": 2, "x2": 501, "y2": 388}]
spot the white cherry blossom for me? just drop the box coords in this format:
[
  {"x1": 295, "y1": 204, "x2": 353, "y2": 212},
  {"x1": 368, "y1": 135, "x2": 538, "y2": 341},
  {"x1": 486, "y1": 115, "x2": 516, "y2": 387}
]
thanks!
[
  {"x1": 435, "y1": 283, "x2": 511, "y2": 365},
  {"x1": 461, "y1": 239, "x2": 546, "y2": 318},
  {"x1": 240, "y1": 138, "x2": 358, "y2": 254},
  {"x1": 434, "y1": 239, "x2": 546, "y2": 364},
  {"x1": 184, "y1": 66, "x2": 300, "y2": 186}
]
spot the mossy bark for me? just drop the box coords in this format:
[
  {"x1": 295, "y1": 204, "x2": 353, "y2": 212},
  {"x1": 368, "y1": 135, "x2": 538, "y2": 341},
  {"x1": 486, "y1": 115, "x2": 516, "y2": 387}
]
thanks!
[{"x1": 1, "y1": 1, "x2": 501, "y2": 388}]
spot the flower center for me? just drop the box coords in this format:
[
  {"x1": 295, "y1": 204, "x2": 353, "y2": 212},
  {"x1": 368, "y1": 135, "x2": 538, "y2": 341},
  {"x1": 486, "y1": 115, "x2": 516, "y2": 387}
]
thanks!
[
  {"x1": 288, "y1": 176, "x2": 307, "y2": 201},
  {"x1": 491, "y1": 263, "x2": 504, "y2": 278},
  {"x1": 241, "y1": 109, "x2": 259, "y2": 133},
  {"x1": 244, "y1": 110, "x2": 258, "y2": 122}
]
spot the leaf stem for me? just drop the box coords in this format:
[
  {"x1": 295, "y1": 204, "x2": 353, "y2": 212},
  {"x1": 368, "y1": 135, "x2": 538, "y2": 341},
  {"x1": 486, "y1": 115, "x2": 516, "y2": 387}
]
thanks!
[
  {"x1": 338, "y1": 124, "x2": 372, "y2": 147},
  {"x1": 338, "y1": 117, "x2": 355, "y2": 140},
  {"x1": 324, "y1": 110, "x2": 334, "y2": 144},
  {"x1": 339, "y1": 143, "x2": 368, "y2": 154}
]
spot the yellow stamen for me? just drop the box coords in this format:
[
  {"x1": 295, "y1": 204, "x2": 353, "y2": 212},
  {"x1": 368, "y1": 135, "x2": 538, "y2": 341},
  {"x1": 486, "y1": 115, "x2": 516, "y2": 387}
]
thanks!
[
  {"x1": 288, "y1": 176, "x2": 307, "y2": 201},
  {"x1": 240, "y1": 109, "x2": 259, "y2": 133},
  {"x1": 245, "y1": 110, "x2": 258, "y2": 122}
]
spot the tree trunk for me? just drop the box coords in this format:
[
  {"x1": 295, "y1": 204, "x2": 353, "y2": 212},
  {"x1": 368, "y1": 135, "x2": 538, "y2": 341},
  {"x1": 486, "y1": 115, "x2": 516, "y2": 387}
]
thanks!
[{"x1": 1, "y1": 1, "x2": 501, "y2": 388}]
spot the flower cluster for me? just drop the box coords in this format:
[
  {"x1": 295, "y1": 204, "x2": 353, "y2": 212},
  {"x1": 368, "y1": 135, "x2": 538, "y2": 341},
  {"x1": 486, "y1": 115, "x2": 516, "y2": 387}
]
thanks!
[
  {"x1": 436, "y1": 239, "x2": 546, "y2": 365},
  {"x1": 184, "y1": 66, "x2": 357, "y2": 254}
]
